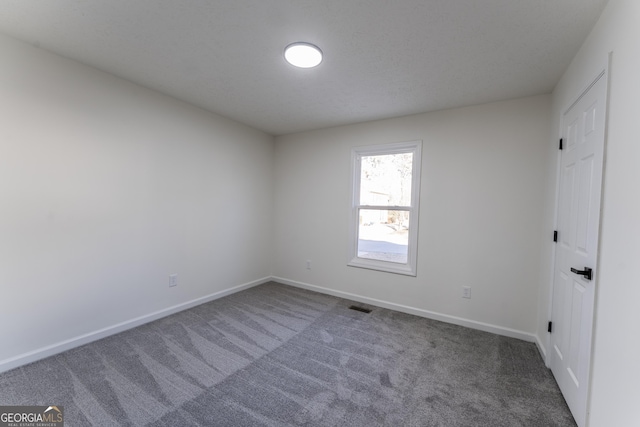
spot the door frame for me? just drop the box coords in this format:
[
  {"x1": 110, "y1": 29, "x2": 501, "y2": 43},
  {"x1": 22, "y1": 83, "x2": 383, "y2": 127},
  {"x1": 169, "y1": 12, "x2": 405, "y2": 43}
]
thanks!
[{"x1": 545, "y1": 57, "x2": 611, "y2": 424}]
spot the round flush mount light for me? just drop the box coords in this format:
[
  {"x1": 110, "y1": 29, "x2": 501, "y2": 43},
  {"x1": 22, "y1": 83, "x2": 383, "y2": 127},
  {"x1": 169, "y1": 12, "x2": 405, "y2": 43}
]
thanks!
[{"x1": 284, "y1": 42, "x2": 323, "y2": 68}]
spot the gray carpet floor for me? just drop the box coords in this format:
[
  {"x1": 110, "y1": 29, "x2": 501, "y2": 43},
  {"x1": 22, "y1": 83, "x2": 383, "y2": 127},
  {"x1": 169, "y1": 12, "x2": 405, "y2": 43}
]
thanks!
[{"x1": 0, "y1": 281, "x2": 575, "y2": 426}]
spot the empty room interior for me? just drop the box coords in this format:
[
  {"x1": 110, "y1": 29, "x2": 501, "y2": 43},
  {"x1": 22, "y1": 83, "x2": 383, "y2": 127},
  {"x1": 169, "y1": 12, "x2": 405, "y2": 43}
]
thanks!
[{"x1": 1, "y1": 1, "x2": 638, "y2": 426}]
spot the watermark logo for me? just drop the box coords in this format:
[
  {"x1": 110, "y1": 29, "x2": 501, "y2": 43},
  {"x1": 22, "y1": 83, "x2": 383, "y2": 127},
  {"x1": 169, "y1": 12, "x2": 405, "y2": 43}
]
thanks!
[{"x1": 0, "y1": 406, "x2": 63, "y2": 427}]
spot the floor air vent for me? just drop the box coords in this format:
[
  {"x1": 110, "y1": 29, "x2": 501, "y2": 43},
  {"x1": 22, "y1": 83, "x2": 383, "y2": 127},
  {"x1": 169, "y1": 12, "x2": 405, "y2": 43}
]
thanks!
[{"x1": 349, "y1": 305, "x2": 372, "y2": 313}]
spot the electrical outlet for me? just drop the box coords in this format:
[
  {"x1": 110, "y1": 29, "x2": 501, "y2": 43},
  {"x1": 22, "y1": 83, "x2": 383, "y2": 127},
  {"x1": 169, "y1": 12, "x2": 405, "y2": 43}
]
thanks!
[
  {"x1": 306, "y1": 260, "x2": 311, "y2": 270},
  {"x1": 169, "y1": 274, "x2": 178, "y2": 287},
  {"x1": 462, "y1": 286, "x2": 471, "y2": 299}
]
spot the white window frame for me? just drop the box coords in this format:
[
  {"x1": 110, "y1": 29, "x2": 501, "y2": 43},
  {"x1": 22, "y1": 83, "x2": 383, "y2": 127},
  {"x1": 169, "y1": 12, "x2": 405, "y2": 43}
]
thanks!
[{"x1": 348, "y1": 140, "x2": 422, "y2": 276}]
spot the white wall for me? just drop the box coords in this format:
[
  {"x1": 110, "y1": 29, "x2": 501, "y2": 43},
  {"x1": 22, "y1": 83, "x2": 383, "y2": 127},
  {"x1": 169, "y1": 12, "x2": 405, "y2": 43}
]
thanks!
[
  {"x1": 0, "y1": 34, "x2": 274, "y2": 370},
  {"x1": 536, "y1": 0, "x2": 640, "y2": 425},
  {"x1": 274, "y1": 95, "x2": 550, "y2": 338}
]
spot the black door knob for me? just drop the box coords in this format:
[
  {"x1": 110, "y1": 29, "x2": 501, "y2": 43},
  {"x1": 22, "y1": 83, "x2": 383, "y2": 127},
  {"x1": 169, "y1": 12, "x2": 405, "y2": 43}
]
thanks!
[{"x1": 570, "y1": 267, "x2": 592, "y2": 281}]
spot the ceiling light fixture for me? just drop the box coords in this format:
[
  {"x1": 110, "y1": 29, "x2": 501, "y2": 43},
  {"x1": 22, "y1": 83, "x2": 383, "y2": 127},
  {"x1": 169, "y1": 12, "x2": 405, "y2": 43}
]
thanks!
[{"x1": 284, "y1": 42, "x2": 323, "y2": 68}]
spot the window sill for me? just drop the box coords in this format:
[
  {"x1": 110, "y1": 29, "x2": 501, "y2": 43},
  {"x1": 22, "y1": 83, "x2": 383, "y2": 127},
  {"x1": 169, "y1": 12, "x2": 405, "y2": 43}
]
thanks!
[{"x1": 347, "y1": 257, "x2": 417, "y2": 276}]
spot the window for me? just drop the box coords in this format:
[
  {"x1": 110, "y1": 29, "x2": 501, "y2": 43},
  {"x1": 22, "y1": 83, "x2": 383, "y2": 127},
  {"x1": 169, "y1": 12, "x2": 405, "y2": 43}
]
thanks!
[{"x1": 349, "y1": 140, "x2": 422, "y2": 276}]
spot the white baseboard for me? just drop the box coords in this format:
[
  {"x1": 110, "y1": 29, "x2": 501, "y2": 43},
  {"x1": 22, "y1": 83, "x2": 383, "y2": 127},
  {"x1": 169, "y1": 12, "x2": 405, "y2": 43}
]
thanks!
[
  {"x1": 535, "y1": 334, "x2": 550, "y2": 367},
  {"x1": 0, "y1": 276, "x2": 271, "y2": 374},
  {"x1": 1, "y1": 276, "x2": 540, "y2": 374},
  {"x1": 273, "y1": 276, "x2": 537, "y2": 343}
]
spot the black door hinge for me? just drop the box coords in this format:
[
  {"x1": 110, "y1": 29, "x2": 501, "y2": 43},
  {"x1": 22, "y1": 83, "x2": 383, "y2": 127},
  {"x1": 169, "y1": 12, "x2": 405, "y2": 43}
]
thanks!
[
  {"x1": 559, "y1": 138, "x2": 563, "y2": 150},
  {"x1": 548, "y1": 321, "x2": 553, "y2": 333},
  {"x1": 553, "y1": 231, "x2": 558, "y2": 242}
]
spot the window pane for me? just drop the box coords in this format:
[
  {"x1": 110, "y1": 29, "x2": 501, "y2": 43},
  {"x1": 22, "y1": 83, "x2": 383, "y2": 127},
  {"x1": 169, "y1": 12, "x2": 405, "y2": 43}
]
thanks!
[
  {"x1": 357, "y1": 209, "x2": 409, "y2": 264},
  {"x1": 360, "y1": 152, "x2": 413, "y2": 206}
]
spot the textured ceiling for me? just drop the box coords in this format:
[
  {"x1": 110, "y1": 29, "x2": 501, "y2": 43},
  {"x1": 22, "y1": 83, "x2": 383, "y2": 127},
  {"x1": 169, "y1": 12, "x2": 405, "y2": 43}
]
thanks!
[{"x1": 0, "y1": 0, "x2": 608, "y2": 135}]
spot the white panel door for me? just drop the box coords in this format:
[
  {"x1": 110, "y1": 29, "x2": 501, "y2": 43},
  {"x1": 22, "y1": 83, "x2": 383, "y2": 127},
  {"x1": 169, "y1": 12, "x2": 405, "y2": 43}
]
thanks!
[{"x1": 550, "y1": 72, "x2": 607, "y2": 427}]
